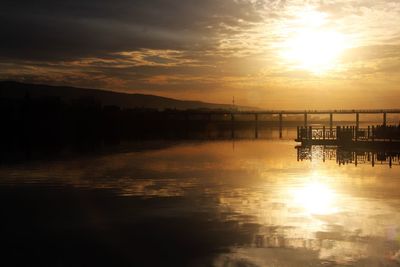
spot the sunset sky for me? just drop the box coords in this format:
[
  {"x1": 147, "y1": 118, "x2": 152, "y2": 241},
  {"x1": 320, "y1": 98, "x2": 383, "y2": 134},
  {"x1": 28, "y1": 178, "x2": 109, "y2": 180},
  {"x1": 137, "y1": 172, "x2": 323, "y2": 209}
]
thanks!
[{"x1": 1, "y1": 0, "x2": 400, "y2": 109}]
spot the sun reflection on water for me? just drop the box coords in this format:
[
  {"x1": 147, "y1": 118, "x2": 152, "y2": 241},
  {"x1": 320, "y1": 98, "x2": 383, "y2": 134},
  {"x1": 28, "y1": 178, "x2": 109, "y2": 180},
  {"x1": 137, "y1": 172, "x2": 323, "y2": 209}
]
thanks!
[{"x1": 291, "y1": 180, "x2": 338, "y2": 215}]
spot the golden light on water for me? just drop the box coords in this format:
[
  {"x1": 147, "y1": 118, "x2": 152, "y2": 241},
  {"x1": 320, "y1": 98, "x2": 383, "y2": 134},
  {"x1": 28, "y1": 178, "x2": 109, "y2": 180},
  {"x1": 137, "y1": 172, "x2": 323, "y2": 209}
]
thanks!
[
  {"x1": 291, "y1": 180, "x2": 338, "y2": 215},
  {"x1": 280, "y1": 9, "x2": 349, "y2": 74}
]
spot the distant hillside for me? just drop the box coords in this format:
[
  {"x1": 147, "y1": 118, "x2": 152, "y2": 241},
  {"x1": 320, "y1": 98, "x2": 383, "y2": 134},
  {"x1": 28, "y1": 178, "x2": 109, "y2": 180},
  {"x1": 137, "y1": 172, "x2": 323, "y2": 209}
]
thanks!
[{"x1": 0, "y1": 81, "x2": 255, "y2": 111}]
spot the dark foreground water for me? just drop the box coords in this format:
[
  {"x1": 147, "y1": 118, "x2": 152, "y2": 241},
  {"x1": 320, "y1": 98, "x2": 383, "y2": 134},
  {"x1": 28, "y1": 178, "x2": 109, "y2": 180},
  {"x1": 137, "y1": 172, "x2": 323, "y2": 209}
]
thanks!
[{"x1": 1, "y1": 128, "x2": 400, "y2": 266}]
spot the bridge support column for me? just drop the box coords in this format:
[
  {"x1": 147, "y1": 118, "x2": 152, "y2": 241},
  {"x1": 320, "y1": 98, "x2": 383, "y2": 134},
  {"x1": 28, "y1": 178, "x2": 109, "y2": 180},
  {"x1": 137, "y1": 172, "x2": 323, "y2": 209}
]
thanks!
[
  {"x1": 329, "y1": 113, "x2": 333, "y2": 131},
  {"x1": 372, "y1": 126, "x2": 375, "y2": 142},
  {"x1": 367, "y1": 126, "x2": 370, "y2": 139},
  {"x1": 383, "y1": 112, "x2": 387, "y2": 126},
  {"x1": 304, "y1": 113, "x2": 308, "y2": 128},
  {"x1": 372, "y1": 153, "x2": 375, "y2": 167},
  {"x1": 255, "y1": 114, "x2": 258, "y2": 139},
  {"x1": 355, "y1": 152, "x2": 358, "y2": 167},
  {"x1": 356, "y1": 113, "x2": 359, "y2": 129},
  {"x1": 279, "y1": 113, "x2": 283, "y2": 138},
  {"x1": 231, "y1": 113, "x2": 235, "y2": 139},
  {"x1": 354, "y1": 126, "x2": 358, "y2": 141}
]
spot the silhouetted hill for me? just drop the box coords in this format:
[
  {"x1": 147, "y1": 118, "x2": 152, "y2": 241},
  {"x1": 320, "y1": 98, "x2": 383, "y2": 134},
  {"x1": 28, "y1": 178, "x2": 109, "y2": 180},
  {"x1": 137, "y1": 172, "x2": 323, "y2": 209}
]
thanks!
[{"x1": 0, "y1": 81, "x2": 255, "y2": 110}]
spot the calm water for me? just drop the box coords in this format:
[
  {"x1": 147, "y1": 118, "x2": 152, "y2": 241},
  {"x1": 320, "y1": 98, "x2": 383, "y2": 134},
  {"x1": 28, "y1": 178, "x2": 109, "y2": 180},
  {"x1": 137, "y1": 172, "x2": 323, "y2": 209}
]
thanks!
[{"x1": 1, "y1": 128, "x2": 400, "y2": 266}]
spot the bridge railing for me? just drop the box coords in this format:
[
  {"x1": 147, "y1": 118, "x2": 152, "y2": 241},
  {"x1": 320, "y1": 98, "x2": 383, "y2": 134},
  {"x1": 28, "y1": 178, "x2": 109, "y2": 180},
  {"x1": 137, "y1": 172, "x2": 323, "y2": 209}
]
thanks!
[
  {"x1": 296, "y1": 146, "x2": 400, "y2": 167},
  {"x1": 373, "y1": 125, "x2": 400, "y2": 140},
  {"x1": 297, "y1": 126, "x2": 337, "y2": 140},
  {"x1": 297, "y1": 126, "x2": 371, "y2": 141},
  {"x1": 234, "y1": 109, "x2": 400, "y2": 114}
]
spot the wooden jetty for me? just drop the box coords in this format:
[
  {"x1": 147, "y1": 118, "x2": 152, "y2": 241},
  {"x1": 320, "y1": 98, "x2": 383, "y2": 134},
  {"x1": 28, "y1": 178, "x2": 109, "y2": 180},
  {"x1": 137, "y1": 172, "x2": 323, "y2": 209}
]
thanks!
[
  {"x1": 295, "y1": 125, "x2": 400, "y2": 148},
  {"x1": 296, "y1": 145, "x2": 400, "y2": 167}
]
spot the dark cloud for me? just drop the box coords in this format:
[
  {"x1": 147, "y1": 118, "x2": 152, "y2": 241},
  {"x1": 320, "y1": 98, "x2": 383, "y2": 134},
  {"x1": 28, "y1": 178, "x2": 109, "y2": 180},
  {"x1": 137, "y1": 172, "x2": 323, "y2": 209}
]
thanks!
[{"x1": 0, "y1": 0, "x2": 264, "y2": 61}]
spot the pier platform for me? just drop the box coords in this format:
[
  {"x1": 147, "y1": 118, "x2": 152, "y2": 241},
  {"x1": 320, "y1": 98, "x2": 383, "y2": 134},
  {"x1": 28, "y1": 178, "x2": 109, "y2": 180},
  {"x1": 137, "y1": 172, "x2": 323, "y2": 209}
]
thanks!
[{"x1": 295, "y1": 125, "x2": 400, "y2": 148}]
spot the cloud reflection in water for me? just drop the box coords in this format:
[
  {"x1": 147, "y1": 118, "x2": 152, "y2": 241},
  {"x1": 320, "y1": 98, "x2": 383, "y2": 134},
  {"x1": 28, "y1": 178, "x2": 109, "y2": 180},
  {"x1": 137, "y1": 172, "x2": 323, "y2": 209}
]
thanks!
[{"x1": 2, "y1": 140, "x2": 400, "y2": 266}]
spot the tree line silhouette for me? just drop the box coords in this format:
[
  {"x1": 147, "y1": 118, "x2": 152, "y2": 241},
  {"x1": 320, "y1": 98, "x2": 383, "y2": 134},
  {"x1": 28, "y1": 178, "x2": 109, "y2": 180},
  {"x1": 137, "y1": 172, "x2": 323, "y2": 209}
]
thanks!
[{"x1": 0, "y1": 94, "x2": 257, "y2": 157}]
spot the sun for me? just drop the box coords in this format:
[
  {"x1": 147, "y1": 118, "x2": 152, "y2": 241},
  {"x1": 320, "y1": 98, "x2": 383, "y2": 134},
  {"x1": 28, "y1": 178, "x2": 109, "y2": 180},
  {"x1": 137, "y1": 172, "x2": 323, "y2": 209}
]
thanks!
[
  {"x1": 280, "y1": 10, "x2": 348, "y2": 74},
  {"x1": 282, "y1": 29, "x2": 346, "y2": 74}
]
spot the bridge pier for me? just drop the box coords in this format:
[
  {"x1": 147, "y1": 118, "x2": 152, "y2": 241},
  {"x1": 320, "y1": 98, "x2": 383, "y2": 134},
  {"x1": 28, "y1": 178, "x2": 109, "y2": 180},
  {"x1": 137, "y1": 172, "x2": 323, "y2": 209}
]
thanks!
[
  {"x1": 355, "y1": 152, "x2": 358, "y2": 167},
  {"x1": 231, "y1": 113, "x2": 235, "y2": 139},
  {"x1": 354, "y1": 126, "x2": 358, "y2": 141},
  {"x1": 304, "y1": 113, "x2": 308, "y2": 128},
  {"x1": 255, "y1": 114, "x2": 258, "y2": 139},
  {"x1": 279, "y1": 113, "x2": 283, "y2": 138},
  {"x1": 372, "y1": 126, "x2": 375, "y2": 142},
  {"x1": 383, "y1": 112, "x2": 387, "y2": 126},
  {"x1": 356, "y1": 113, "x2": 359, "y2": 128}
]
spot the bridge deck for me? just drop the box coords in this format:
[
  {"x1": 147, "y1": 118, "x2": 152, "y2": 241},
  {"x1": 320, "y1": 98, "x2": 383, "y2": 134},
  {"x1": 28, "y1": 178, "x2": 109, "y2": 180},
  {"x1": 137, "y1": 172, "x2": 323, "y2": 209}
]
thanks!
[{"x1": 204, "y1": 109, "x2": 400, "y2": 115}]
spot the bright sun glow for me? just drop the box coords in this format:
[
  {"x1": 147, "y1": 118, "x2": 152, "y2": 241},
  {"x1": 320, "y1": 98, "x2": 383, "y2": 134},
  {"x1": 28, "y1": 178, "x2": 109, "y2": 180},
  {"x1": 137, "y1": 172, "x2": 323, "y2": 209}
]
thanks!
[
  {"x1": 280, "y1": 9, "x2": 348, "y2": 74},
  {"x1": 292, "y1": 181, "x2": 338, "y2": 215}
]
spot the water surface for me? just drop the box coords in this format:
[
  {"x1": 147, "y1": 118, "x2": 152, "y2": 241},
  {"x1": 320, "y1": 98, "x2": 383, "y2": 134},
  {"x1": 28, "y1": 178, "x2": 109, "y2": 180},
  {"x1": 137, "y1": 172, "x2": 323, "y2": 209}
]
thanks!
[{"x1": 1, "y1": 134, "x2": 400, "y2": 266}]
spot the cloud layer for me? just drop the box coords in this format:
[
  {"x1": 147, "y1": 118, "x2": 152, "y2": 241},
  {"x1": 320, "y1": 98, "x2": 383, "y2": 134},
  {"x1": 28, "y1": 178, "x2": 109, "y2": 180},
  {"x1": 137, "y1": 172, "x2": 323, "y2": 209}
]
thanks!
[{"x1": 1, "y1": 0, "x2": 400, "y2": 108}]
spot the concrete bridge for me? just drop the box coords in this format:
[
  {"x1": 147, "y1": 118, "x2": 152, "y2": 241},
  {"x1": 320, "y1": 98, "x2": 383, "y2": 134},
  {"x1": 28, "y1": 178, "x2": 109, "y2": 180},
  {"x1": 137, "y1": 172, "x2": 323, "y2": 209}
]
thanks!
[
  {"x1": 166, "y1": 108, "x2": 400, "y2": 138},
  {"x1": 204, "y1": 109, "x2": 400, "y2": 128}
]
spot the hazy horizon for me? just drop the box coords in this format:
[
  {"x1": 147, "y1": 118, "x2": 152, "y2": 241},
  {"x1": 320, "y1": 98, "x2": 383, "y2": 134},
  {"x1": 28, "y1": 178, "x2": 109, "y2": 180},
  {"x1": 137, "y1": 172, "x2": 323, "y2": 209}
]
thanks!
[{"x1": 4, "y1": 80, "x2": 400, "y2": 112}]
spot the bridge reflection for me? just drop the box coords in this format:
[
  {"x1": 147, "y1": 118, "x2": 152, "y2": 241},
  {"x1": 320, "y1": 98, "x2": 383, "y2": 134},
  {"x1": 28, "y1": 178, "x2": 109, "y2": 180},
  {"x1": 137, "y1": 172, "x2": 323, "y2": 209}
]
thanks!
[{"x1": 296, "y1": 145, "x2": 400, "y2": 167}]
